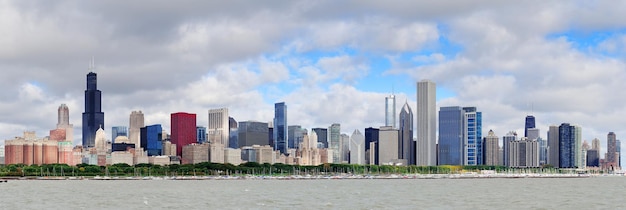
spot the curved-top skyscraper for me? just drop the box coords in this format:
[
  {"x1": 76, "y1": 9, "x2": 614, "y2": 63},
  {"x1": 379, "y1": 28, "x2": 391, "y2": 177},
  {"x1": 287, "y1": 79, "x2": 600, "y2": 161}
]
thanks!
[{"x1": 82, "y1": 72, "x2": 104, "y2": 147}]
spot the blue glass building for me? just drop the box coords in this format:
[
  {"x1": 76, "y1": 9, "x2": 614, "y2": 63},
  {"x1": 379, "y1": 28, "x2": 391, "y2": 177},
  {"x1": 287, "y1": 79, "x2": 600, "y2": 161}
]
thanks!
[
  {"x1": 141, "y1": 124, "x2": 163, "y2": 156},
  {"x1": 525, "y1": 115, "x2": 536, "y2": 137},
  {"x1": 273, "y1": 102, "x2": 288, "y2": 154},
  {"x1": 365, "y1": 127, "x2": 380, "y2": 165},
  {"x1": 312, "y1": 128, "x2": 328, "y2": 148},
  {"x1": 197, "y1": 126, "x2": 207, "y2": 144},
  {"x1": 111, "y1": 126, "x2": 127, "y2": 143},
  {"x1": 558, "y1": 123, "x2": 576, "y2": 168},
  {"x1": 438, "y1": 106, "x2": 464, "y2": 165},
  {"x1": 463, "y1": 107, "x2": 482, "y2": 165},
  {"x1": 82, "y1": 72, "x2": 104, "y2": 148}
]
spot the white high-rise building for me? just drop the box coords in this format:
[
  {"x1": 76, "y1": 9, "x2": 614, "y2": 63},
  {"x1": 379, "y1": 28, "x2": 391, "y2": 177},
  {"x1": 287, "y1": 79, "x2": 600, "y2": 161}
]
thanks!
[
  {"x1": 208, "y1": 108, "x2": 229, "y2": 146},
  {"x1": 385, "y1": 94, "x2": 396, "y2": 128},
  {"x1": 416, "y1": 80, "x2": 436, "y2": 166},
  {"x1": 349, "y1": 129, "x2": 365, "y2": 165},
  {"x1": 129, "y1": 111, "x2": 144, "y2": 149}
]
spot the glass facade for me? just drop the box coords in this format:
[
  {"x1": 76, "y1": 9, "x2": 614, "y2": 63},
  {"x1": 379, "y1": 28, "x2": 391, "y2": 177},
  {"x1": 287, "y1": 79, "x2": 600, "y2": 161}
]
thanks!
[
  {"x1": 525, "y1": 115, "x2": 536, "y2": 137},
  {"x1": 238, "y1": 121, "x2": 269, "y2": 147},
  {"x1": 288, "y1": 125, "x2": 305, "y2": 149},
  {"x1": 141, "y1": 124, "x2": 163, "y2": 156},
  {"x1": 385, "y1": 95, "x2": 396, "y2": 128},
  {"x1": 438, "y1": 106, "x2": 464, "y2": 165},
  {"x1": 312, "y1": 128, "x2": 328, "y2": 148},
  {"x1": 197, "y1": 126, "x2": 207, "y2": 144},
  {"x1": 329, "y1": 123, "x2": 341, "y2": 163},
  {"x1": 558, "y1": 123, "x2": 577, "y2": 168},
  {"x1": 273, "y1": 102, "x2": 288, "y2": 154},
  {"x1": 111, "y1": 126, "x2": 128, "y2": 143},
  {"x1": 463, "y1": 107, "x2": 482, "y2": 165},
  {"x1": 365, "y1": 127, "x2": 379, "y2": 165},
  {"x1": 82, "y1": 72, "x2": 104, "y2": 148}
]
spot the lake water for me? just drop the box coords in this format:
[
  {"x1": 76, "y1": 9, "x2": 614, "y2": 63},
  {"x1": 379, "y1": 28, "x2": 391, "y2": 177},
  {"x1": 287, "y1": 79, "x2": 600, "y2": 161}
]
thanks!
[{"x1": 1, "y1": 177, "x2": 624, "y2": 209}]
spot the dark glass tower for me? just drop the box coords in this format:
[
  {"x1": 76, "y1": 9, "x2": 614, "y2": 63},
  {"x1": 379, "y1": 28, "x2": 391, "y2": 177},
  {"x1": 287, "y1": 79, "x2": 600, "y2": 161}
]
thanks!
[
  {"x1": 82, "y1": 72, "x2": 104, "y2": 147},
  {"x1": 399, "y1": 102, "x2": 414, "y2": 165},
  {"x1": 273, "y1": 102, "x2": 288, "y2": 154},
  {"x1": 525, "y1": 115, "x2": 535, "y2": 137}
]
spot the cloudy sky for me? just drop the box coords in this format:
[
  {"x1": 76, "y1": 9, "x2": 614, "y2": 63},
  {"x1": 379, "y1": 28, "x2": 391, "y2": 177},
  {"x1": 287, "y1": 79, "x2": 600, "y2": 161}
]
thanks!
[{"x1": 2, "y1": 1, "x2": 626, "y2": 157}]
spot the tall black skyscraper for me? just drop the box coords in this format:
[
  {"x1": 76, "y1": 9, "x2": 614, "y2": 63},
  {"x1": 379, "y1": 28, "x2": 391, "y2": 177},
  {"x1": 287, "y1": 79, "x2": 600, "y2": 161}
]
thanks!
[
  {"x1": 524, "y1": 115, "x2": 535, "y2": 137},
  {"x1": 82, "y1": 72, "x2": 104, "y2": 147}
]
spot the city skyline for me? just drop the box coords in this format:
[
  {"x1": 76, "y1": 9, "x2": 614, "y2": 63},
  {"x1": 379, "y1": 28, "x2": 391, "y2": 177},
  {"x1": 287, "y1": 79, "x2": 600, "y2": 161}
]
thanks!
[{"x1": 1, "y1": 1, "x2": 626, "y2": 162}]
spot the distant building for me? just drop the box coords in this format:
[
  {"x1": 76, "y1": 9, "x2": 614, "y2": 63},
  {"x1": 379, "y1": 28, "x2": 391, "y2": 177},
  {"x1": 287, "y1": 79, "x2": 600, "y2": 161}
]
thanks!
[
  {"x1": 288, "y1": 125, "x2": 306, "y2": 150},
  {"x1": 5, "y1": 132, "x2": 59, "y2": 165},
  {"x1": 111, "y1": 126, "x2": 128, "y2": 143},
  {"x1": 296, "y1": 130, "x2": 322, "y2": 166},
  {"x1": 229, "y1": 117, "x2": 238, "y2": 149},
  {"x1": 171, "y1": 112, "x2": 197, "y2": 157},
  {"x1": 312, "y1": 128, "x2": 328, "y2": 148},
  {"x1": 141, "y1": 124, "x2": 163, "y2": 156},
  {"x1": 399, "y1": 102, "x2": 414, "y2": 165},
  {"x1": 483, "y1": 130, "x2": 500, "y2": 166},
  {"x1": 524, "y1": 115, "x2": 536, "y2": 138},
  {"x1": 378, "y1": 126, "x2": 403, "y2": 165},
  {"x1": 181, "y1": 144, "x2": 209, "y2": 164},
  {"x1": 224, "y1": 148, "x2": 242, "y2": 165},
  {"x1": 238, "y1": 121, "x2": 269, "y2": 147},
  {"x1": 82, "y1": 72, "x2": 104, "y2": 148},
  {"x1": 558, "y1": 123, "x2": 581, "y2": 168},
  {"x1": 349, "y1": 129, "x2": 365, "y2": 165},
  {"x1": 606, "y1": 132, "x2": 619, "y2": 170},
  {"x1": 341, "y1": 134, "x2": 350, "y2": 163},
  {"x1": 329, "y1": 123, "x2": 341, "y2": 163},
  {"x1": 365, "y1": 127, "x2": 379, "y2": 165},
  {"x1": 416, "y1": 79, "x2": 436, "y2": 166},
  {"x1": 438, "y1": 106, "x2": 464, "y2": 165},
  {"x1": 273, "y1": 103, "x2": 288, "y2": 154},
  {"x1": 385, "y1": 94, "x2": 396, "y2": 128},
  {"x1": 462, "y1": 107, "x2": 482, "y2": 165},
  {"x1": 56, "y1": 104, "x2": 74, "y2": 142},
  {"x1": 506, "y1": 137, "x2": 540, "y2": 168},
  {"x1": 129, "y1": 111, "x2": 144, "y2": 150},
  {"x1": 547, "y1": 125, "x2": 560, "y2": 167},
  {"x1": 196, "y1": 126, "x2": 207, "y2": 144},
  {"x1": 208, "y1": 108, "x2": 229, "y2": 146},
  {"x1": 502, "y1": 131, "x2": 517, "y2": 167}
]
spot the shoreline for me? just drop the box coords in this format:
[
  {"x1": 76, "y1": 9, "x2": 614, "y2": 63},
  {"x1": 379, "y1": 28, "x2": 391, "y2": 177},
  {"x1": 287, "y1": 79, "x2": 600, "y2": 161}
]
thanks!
[{"x1": 1, "y1": 173, "x2": 610, "y2": 181}]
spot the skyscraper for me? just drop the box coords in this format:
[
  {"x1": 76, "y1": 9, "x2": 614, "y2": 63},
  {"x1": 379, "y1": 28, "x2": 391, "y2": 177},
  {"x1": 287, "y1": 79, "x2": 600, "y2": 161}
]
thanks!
[
  {"x1": 82, "y1": 72, "x2": 104, "y2": 148},
  {"x1": 171, "y1": 112, "x2": 197, "y2": 156},
  {"x1": 502, "y1": 131, "x2": 517, "y2": 167},
  {"x1": 141, "y1": 124, "x2": 163, "y2": 156},
  {"x1": 483, "y1": 130, "x2": 500, "y2": 166},
  {"x1": 197, "y1": 126, "x2": 207, "y2": 144},
  {"x1": 329, "y1": 123, "x2": 341, "y2": 163},
  {"x1": 56, "y1": 104, "x2": 74, "y2": 142},
  {"x1": 238, "y1": 121, "x2": 269, "y2": 147},
  {"x1": 399, "y1": 102, "x2": 414, "y2": 165},
  {"x1": 365, "y1": 127, "x2": 379, "y2": 165},
  {"x1": 312, "y1": 128, "x2": 328, "y2": 148},
  {"x1": 417, "y1": 80, "x2": 436, "y2": 166},
  {"x1": 558, "y1": 123, "x2": 580, "y2": 168},
  {"x1": 463, "y1": 107, "x2": 482, "y2": 165},
  {"x1": 273, "y1": 102, "x2": 288, "y2": 154},
  {"x1": 288, "y1": 125, "x2": 305, "y2": 149},
  {"x1": 547, "y1": 125, "x2": 560, "y2": 167},
  {"x1": 524, "y1": 115, "x2": 536, "y2": 137},
  {"x1": 349, "y1": 129, "x2": 365, "y2": 165},
  {"x1": 129, "y1": 111, "x2": 144, "y2": 149},
  {"x1": 208, "y1": 108, "x2": 229, "y2": 146},
  {"x1": 111, "y1": 126, "x2": 128, "y2": 143},
  {"x1": 385, "y1": 94, "x2": 396, "y2": 128},
  {"x1": 229, "y1": 117, "x2": 238, "y2": 149},
  {"x1": 606, "y1": 132, "x2": 618, "y2": 169},
  {"x1": 438, "y1": 106, "x2": 464, "y2": 165}
]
